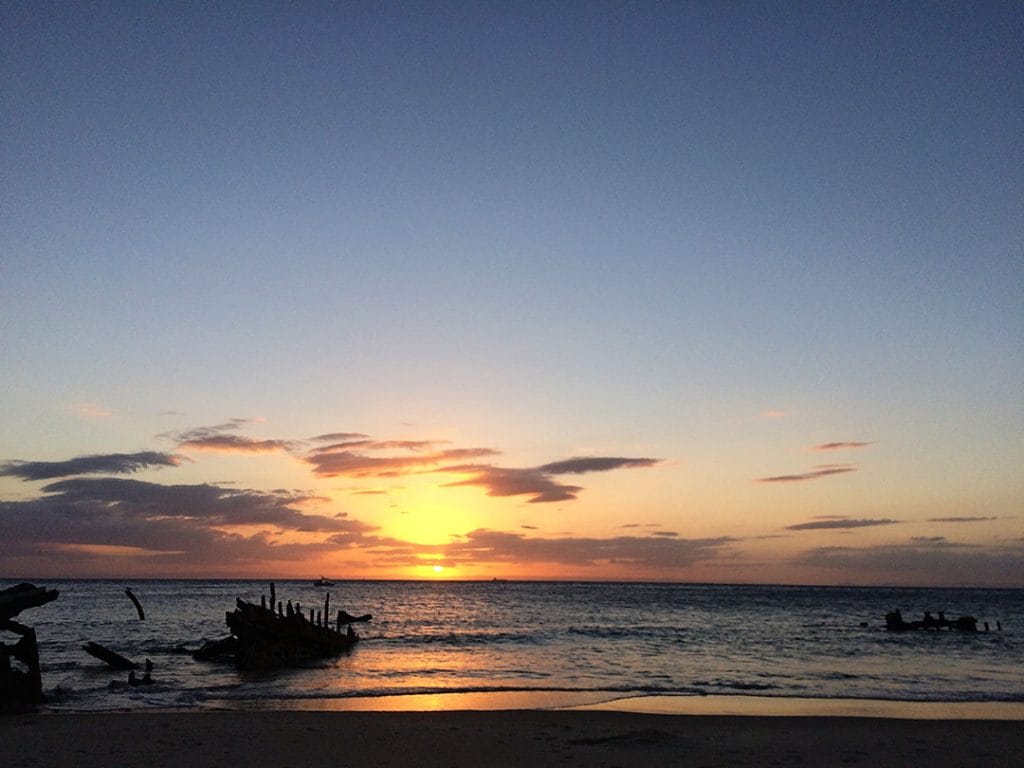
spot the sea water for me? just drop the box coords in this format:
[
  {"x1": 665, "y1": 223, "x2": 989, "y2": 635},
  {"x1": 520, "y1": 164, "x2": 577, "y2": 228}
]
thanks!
[{"x1": 3, "y1": 580, "x2": 1021, "y2": 712}]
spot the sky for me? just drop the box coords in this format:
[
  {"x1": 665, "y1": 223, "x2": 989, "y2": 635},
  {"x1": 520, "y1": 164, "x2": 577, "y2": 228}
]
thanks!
[{"x1": 2, "y1": 2, "x2": 1021, "y2": 586}]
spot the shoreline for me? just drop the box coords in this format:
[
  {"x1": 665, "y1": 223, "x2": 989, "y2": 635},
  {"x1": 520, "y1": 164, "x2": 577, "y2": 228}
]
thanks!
[
  {"x1": 44, "y1": 690, "x2": 1024, "y2": 720},
  {"x1": 4, "y1": 709, "x2": 1022, "y2": 768}
]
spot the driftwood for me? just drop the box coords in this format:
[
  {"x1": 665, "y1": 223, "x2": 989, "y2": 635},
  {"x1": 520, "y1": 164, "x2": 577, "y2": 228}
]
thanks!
[{"x1": 83, "y1": 641, "x2": 140, "y2": 670}]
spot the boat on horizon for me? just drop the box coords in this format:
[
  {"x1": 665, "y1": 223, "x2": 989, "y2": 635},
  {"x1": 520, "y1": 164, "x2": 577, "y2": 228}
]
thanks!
[{"x1": 313, "y1": 576, "x2": 334, "y2": 587}]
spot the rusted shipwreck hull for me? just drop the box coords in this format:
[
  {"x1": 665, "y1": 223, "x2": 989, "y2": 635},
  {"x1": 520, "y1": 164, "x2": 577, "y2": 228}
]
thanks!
[
  {"x1": 224, "y1": 597, "x2": 363, "y2": 669},
  {"x1": 1, "y1": 583, "x2": 59, "y2": 709},
  {"x1": 885, "y1": 609, "x2": 979, "y2": 632}
]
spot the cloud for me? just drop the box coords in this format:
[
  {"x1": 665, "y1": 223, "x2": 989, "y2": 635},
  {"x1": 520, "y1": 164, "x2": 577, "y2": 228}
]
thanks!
[
  {"x1": 172, "y1": 422, "x2": 296, "y2": 453},
  {"x1": 785, "y1": 518, "x2": 899, "y2": 531},
  {"x1": 310, "y1": 432, "x2": 370, "y2": 443},
  {"x1": 306, "y1": 446, "x2": 498, "y2": 478},
  {"x1": 436, "y1": 528, "x2": 733, "y2": 569},
  {"x1": 178, "y1": 434, "x2": 296, "y2": 453},
  {"x1": 756, "y1": 465, "x2": 856, "y2": 483},
  {"x1": 812, "y1": 441, "x2": 872, "y2": 451},
  {"x1": 0, "y1": 477, "x2": 379, "y2": 570},
  {"x1": 0, "y1": 452, "x2": 180, "y2": 481},
  {"x1": 443, "y1": 456, "x2": 661, "y2": 504},
  {"x1": 794, "y1": 541, "x2": 1024, "y2": 586},
  {"x1": 927, "y1": 516, "x2": 998, "y2": 523},
  {"x1": 537, "y1": 457, "x2": 660, "y2": 475},
  {"x1": 0, "y1": 428, "x2": 669, "y2": 573},
  {"x1": 443, "y1": 465, "x2": 583, "y2": 503},
  {"x1": 302, "y1": 437, "x2": 659, "y2": 503},
  {"x1": 71, "y1": 401, "x2": 114, "y2": 419}
]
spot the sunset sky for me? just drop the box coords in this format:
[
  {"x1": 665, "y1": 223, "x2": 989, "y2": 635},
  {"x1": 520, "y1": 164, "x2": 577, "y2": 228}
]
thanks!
[{"x1": 2, "y1": 3, "x2": 1021, "y2": 586}]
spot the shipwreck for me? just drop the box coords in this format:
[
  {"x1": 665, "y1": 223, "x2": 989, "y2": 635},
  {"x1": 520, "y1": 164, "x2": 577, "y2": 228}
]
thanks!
[
  {"x1": 1, "y1": 583, "x2": 59, "y2": 709},
  {"x1": 195, "y1": 582, "x2": 371, "y2": 669}
]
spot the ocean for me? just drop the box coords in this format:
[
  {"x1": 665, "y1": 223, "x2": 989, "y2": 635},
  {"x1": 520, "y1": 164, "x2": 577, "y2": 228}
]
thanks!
[{"x1": 4, "y1": 580, "x2": 1022, "y2": 712}]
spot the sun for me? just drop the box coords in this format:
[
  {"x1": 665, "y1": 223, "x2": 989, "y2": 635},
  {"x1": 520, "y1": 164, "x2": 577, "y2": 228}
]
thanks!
[{"x1": 432, "y1": 565, "x2": 444, "y2": 574}]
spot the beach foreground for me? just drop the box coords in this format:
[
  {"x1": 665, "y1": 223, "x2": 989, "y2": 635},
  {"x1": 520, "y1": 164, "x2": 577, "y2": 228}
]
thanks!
[{"x1": 4, "y1": 710, "x2": 1021, "y2": 768}]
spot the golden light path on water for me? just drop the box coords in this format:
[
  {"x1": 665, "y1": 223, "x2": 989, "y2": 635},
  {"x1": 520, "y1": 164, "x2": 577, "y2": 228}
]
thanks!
[{"x1": 217, "y1": 692, "x2": 1024, "y2": 720}]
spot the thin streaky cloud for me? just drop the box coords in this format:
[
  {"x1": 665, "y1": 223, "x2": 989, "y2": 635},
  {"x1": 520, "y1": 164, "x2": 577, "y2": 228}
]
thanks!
[
  {"x1": 178, "y1": 434, "x2": 296, "y2": 453},
  {"x1": 756, "y1": 465, "x2": 857, "y2": 483},
  {"x1": 437, "y1": 528, "x2": 734, "y2": 569},
  {"x1": 537, "y1": 457, "x2": 660, "y2": 475},
  {"x1": 0, "y1": 452, "x2": 181, "y2": 481},
  {"x1": 785, "y1": 518, "x2": 898, "y2": 531},
  {"x1": 71, "y1": 401, "x2": 114, "y2": 419},
  {"x1": 812, "y1": 441, "x2": 872, "y2": 451},
  {"x1": 795, "y1": 542, "x2": 1024, "y2": 586},
  {"x1": 928, "y1": 516, "x2": 998, "y2": 523},
  {"x1": 310, "y1": 432, "x2": 371, "y2": 443},
  {"x1": 306, "y1": 447, "x2": 498, "y2": 478}
]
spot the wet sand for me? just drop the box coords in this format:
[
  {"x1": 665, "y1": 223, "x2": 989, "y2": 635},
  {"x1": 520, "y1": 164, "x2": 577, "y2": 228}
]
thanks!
[{"x1": 3, "y1": 708, "x2": 1022, "y2": 768}]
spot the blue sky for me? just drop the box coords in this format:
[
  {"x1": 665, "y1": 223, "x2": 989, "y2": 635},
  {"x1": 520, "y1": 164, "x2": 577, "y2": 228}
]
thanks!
[{"x1": 2, "y1": 2, "x2": 1021, "y2": 584}]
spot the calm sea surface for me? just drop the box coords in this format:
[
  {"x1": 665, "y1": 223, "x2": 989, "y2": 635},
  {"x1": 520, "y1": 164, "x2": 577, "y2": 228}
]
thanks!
[{"x1": 4, "y1": 580, "x2": 1021, "y2": 712}]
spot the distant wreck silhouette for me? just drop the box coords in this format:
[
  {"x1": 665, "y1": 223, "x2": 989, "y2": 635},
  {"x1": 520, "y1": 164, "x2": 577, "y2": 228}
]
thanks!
[{"x1": 885, "y1": 608, "x2": 1000, "y2": 633}]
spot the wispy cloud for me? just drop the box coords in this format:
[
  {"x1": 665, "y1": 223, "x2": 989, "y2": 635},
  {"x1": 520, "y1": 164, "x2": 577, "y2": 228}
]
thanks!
[
  {"x1": 178, "y1": 434, "x2": 296, "y2": 453},
  {"x1": 310, "y1": 432, "x2": 370, "y2": 443},
  {"x1": 172, "y1": 422, "x2": 296, "y2": 453},
  {"x1": 756, "y1": 465, "x2": 857, "y2": 483},
  {"x1": 302, "y1": 433, "x2": 660, "y2": 503},
  {"x1": 537, "y1": 457, "x2": 660, "y2": 474},
  {"x1": 442, "y1": 465, "x2": 583, "y2": 503},
  {"x1": 435, "y1": 528, "x2": 732, "y2": 569},
  {"x1": 812, "y1": 441, "x2": 872, "y2": 451},
  {"x1": 70, "y1": 401, "x2": 114, "y2": 419},
  {"x1": 443, "y1": 456, "x2": 660, "y2": 504},
  {"x1": 794, "y1": 541, "x2": 1024, "y2": 586},
  {"x1": 0, "y1": 452, "x2": 181, "y2": 481},
  {"x1": 785, "y1": 518, "x2": 899, "y2": 531},
  {"x1": 306, "y1": 446, "x2": 498, "y2": 478},
  {"x1": 927, "y1": 516, "x2": 998, "y2": 523}
]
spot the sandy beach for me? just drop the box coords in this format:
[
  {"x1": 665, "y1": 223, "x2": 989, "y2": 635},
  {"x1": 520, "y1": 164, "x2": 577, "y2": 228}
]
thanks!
[{"x1": 4, "y1": 709, "x2": 1022, "y2": 768}]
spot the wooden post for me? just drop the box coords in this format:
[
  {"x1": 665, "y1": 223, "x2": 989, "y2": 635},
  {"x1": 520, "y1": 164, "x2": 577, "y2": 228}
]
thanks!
[
  {"x1": 309, "y1": 608, "x2": 314, "y2": 623},
  {"x1": 324, "y1": 592, "x2": 330, "y2": 623},
  {"x1": 277, "y1": 601, "x2": 283, "y2": 616},
  {"x1": 316, "y1": 610, "x2": 322, "y2": 627},
  {"x1": 336, "y1": 610, "x2": 342, "y2": 633},
  {"x1": 261, "y1": 595, "x2": 266, "y2": 610},
  {"x1": 269, "y1": 582, "x2": 276, "y2": 611}
]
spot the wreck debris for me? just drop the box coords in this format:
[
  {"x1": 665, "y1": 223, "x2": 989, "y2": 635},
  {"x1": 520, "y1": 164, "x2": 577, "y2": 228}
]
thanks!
[
  {"x1": 0, "y1": 583, "x2": 59, "y2": 621},
  {"x1": 1, "y1": 583, "x2": 59, "y2": 710},
  {"x1": 83, "y1": 641, "x2": 140, "y2": 670},
  {"x1": 885, "y1": 609, "x2": 990, "y2": 632},
  {"x1": 195, "y1": 583, "x2": 371, "y2": 669},
  {"x1": 125, "y1": 587, "x2": 145, "y2": 620}
]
